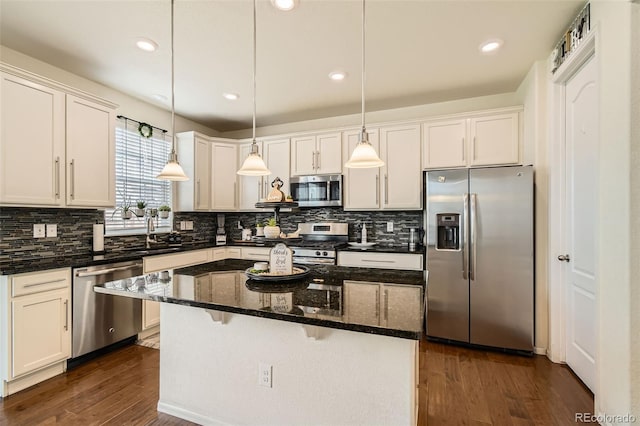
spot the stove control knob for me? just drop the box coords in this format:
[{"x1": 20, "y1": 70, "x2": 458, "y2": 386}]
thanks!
[
  {"x1": 315, "y1": 251, "x2": 321, "y2": 256},
  {"x1": 322, "y1": 251, "x2": 328, "y2": 256}
]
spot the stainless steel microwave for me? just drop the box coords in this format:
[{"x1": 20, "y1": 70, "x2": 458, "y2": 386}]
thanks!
[{"x1": 289, "y1": 174, "x2": 342, "y2": 207}]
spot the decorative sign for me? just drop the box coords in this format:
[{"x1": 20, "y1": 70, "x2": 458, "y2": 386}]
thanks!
[
  {"x1": 269, "y1": 243, "x2": 293, "y2": 275},
  {"x1": 551, "y1": 3, "x2": 590, "y2": 73},
  {"x1": 266, "y1": 176, "x2": 285, "y2": 202},
  {"x1": 270, "y1": 293, "x2": 293, "y2": 313}
]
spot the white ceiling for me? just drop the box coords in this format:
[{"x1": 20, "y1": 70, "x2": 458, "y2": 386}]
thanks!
[{"x1": 0, "y1": 0, "x2": 585, "y2": 132}]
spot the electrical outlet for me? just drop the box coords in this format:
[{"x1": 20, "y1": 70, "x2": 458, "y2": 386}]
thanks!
[
  {"x1": 33, "y1": 224, "x2": 46, "y2": 238},
  {"x1": 46, "y1": 224, "x2": 58, "y2": 238},
  {"x1": 258, "y1": 363, "x2": 272, "y2": 388},
  {"x1": 387, "y1": 222, "x2": 394, "y2": 232},
  {"x1": 179, "y1": 221, "x2": 187, "y2": 231},
  {"x1": 185, "y1": 221, "x2": 194, "y2": 231}
]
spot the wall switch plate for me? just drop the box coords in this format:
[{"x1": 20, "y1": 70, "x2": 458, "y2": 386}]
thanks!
[
  {"x1": 387, "y1": 222, "x2": 394, "y2": 232},
  {"x1": 33, "y1": 224, "x2": 46, "y2": 238},
  {"x1": 46, "y1": 224, "x2": 58, "y2": 238},
  {"x1": 185, "y1": 221, "x2": 194, "y2": 231},
  {"x1": 258, "y1": 363, "x2": 272, "y2": 388}
]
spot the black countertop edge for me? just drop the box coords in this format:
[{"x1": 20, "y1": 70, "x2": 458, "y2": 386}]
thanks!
[{"x1": 153, "y1": 296, "x2": 421, "y2": 340}]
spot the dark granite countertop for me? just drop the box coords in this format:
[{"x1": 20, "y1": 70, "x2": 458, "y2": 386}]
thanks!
[
  {"x1": 0, "y1": 242, "x2": 217, "y2": 275},
  {"x1": 94, "y1": 259, "x2": 425, "y2": 340}
]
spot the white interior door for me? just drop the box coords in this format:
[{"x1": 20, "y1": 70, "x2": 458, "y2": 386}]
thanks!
[{"x1": 563, "y1": 56, "x2": 598, "y2": 392}]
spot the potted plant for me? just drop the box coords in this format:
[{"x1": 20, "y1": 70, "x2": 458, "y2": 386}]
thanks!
[
  {"x1": 158, "y1": 205, "x2": 171, "y2": 219},
  {"x1": 285, "y1": 195, "x2": 294, "y2": 203},
  {"x1": 255, "y1": 221, "x2": 264, "y2": 237},
  {"x1": 263, "y1": 217, "x2": 280, "y2": 239},
  {"x1": 112, "y1": 200, "x2": 133, "y2": 220},
  {"x1": 135, "y1": 200, "x2": 147, "y2": 217}
]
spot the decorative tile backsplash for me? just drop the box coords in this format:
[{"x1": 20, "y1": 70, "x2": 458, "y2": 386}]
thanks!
[{"x1": 1, "y1": 207, "x2": 423, "y2": 263}]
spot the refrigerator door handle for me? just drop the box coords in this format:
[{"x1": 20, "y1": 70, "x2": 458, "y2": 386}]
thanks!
[
  {"x1": 470, "y1": 193, "x2": 477, "y2": 281},
  {"x1": 463, "y1": 193, "x2": 469, "y2": 279}
]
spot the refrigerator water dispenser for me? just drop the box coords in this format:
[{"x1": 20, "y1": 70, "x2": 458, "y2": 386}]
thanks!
[{"x1": 436, "y1": 214, "x2": 460, "y2": 250}]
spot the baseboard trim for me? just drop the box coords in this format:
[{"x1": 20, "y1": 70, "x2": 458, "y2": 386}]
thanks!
[
  {"x1": 534, "y1": 346, "x2": 547, "y2": 355},
  {"x1": 157, "y1": 401, "x2": 230, "y2": 426},
  {"x1": 138, "y1": 325, "x2": 160, "y2": 340},
  {"x1": 4, "y1": 361, "x2": 66, "y2": 396}
]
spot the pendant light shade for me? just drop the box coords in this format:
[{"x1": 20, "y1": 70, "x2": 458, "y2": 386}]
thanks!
[
  {"x1": 157, "y1": 0, "x2": 189, "y2": 181},
  {"x1": 237, "y1": 0, "x2": 271, "y2": 176},
  {"x1": 345, "y1": 0, "x2": 383, "y2": 169}
]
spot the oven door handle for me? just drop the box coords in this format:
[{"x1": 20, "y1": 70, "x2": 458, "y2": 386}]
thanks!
[{"x1": 75, "y1": 264, "x2": 142, "y2": 278}]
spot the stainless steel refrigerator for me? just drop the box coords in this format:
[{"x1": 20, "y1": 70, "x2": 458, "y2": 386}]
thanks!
[{"x1": 425, "y1": 165, "x2": 534, "y2": 352}]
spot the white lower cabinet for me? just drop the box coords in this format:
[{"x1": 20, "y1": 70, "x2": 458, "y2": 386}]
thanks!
[
  {"x1": 343, "y1": 280, "x2": 422, "y2": 328},
  {"x1": 1, "y1": 268, "x2": 71, "y2": 396},
  {"x1": 337, "y1": 251, "x2": 423, "y2": 271},
  {"x1": 142, "y1": 300, "x2": 160, "y2": 330},
  {"x1": 143, "y1": 249, "x2": 211, "y2": 273},
  {"x1": 240, "y1": 247, "x2": 271, "y2": 261}
]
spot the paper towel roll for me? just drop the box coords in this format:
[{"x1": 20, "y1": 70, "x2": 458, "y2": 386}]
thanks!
[{"x1": 93, "y1": 224, "x2": 104, "y2": 253}]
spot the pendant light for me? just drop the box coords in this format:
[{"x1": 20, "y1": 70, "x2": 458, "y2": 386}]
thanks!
[
  {"x1": 345, "y1": 0, "x2": 384, "y2": 169},
  {"x1": 157, "y1": 0, "x2": 189, "y2": 181},
  {"x1": 237, "y1": 0, "x2": 271, "y2": 176}
]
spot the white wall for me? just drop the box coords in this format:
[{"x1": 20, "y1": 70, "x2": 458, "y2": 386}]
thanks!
[
  {"x1": 629, "y1": 0, "x2": 640, "y2": 418},
  {"x1": 590, "y1": 0, "x2": 634, "y2": 421},
  {"x1": 220, "y1": 92, "x2": 521, "y2": 139},
  {"x1": 515, "y1": 60, "x2": 549, "y2": 354},
  {"x1": 0, "y1": 45, "x2": 219, "y2": 137}
]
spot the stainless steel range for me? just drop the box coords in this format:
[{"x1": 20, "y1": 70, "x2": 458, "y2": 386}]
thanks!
[{"x1": 290, "y1": 222, "x2": 348, "y2": 265}]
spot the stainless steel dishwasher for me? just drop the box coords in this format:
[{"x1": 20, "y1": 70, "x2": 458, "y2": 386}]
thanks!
[{"x1": 72, "y1": 260, "x2": 143, "y2": 358}]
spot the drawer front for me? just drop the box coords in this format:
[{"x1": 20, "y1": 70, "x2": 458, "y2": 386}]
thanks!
[
  {"x1": 211, "y1": 248, "x2": 227, "y2": 262},
  {"x1": 144, "y1": 249, "x2": 211, "y2": 273},
  {"x1": 12, "y1": 268, "x2": 70, "y2": 297},
  {"x1": 226, "y1": 247, "x2": 242, "y2": 259},
  {"x1": 240, "y1": 247, "x2": 271, "y2": 261},
  {"x1": 337, "y1": 252, "x2": 423, "y2": 271}
]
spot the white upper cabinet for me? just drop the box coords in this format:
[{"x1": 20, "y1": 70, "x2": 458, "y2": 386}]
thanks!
[
  {"x1": 422, "y1": 119, "x2": 467, "y2": 169},
  {"x1": 65, "y1": 95, "x2": 115, "y2": 207},
  {"x1": 210, "y1": 140, "x2": 238, "y2": 211},
  {"x1": 380, "y1": 124, "x2": 422, "y2": 209},
  {"x1": 263, "y1": 138, "x2": 291, "y2": 197},
  {"x1": 176, "y1": 131, "x2": 211, "y2": 211},
  {"x1": 0, "y1": 70, "x2": 116, "y2": 208},
  {"x1": 469, "y1": 111, "x2": 519, "y2": 166},
  {"x1": 291, "y1": 132, "x2": 341, "y2": 176},
  {"x1": 343, "y1": 129, "x2": 381, "y2": 210},
  {"x1": 422, "y1": 108, "x2": 521, "y2": 170}
]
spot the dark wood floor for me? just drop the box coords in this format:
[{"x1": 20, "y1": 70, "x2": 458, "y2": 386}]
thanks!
[{"x1": 0, "y1": 338, "x2": 593, "y2": 425}]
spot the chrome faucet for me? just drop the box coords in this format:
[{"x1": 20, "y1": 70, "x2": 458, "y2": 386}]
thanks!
[{"x1": 146, "y1": 217, "x2": 157, "y2": 248}]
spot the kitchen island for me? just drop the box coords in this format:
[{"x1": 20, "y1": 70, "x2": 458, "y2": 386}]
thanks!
[{"x1": 95, "y1": 259, "x2": 425, "y2": 426}]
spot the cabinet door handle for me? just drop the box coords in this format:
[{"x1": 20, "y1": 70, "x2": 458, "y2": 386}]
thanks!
[
  {"x1": 64, "y1": 299, "x2": 69, "y2": 331},
  {"x1": 375, "y1": 174, "x2": 379, "y2": 205},
  {"x1": 257, "y1": 180, "x2": 262, "y2": 199},
  {"x1": 69, "y1": 159, "x2": 75, "y2": 200},
  {"x1": 362, "y1": 259, "x2": 394, "y2": 264},
  {"x1": 383, "y1": 289, "x2": 389, "y2": 321},
  {"x1": 23, "y1": 278, "x2": 66, "y2": 288},
  {"x1": 311, "y1": 151, "x2": 315, "y2": 170},
  {"x1": 233, "y1": 182, "x2": 237, "y2": 207},
  {"x1": 316, "y1": 151, "x2": 320, "y2": 170},
  {"x1": 461, "y1": 137, "x2": 465, "y2": 162},
  {"x1": 375, "y1": 288, "x2": 380, "y2": 318},
  {"x1": 54, "y1": 157, "x2": 60, "y2": 199},
  {"x1": 472, "y1": 136, "x2": 476, "y2": 160},
  {"x1": 384, "y1": 174, "x2": 389, "y2": 205}
]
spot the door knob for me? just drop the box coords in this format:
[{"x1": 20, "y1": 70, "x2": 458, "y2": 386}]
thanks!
[{"x1": 557, "y1": 254, "x2": 570, "y2": 262}]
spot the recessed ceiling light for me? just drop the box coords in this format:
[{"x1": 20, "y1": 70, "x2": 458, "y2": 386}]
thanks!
[
  {"x1": 271, "y1": 0, "x2": 297, "y2": 11},
  {"x1": 223, "y1": 93, "x2": 239, "y2": 100},
  {"x1": 152, "y1": 94, "x2": 168, "y2": 102},
  {"x1": 479, "y1": 39, "x2": 503, "y2": 54},
  {"x1": 328, "y1": 71, "x2": 347, "y2": 81},
  {"x1": 136, "y1": 38, "x2": 158, "y2": 52}
]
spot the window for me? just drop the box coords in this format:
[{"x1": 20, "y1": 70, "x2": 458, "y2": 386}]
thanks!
[{"x1": 105, "y1": 118, "x2": 173, "y2": 235}]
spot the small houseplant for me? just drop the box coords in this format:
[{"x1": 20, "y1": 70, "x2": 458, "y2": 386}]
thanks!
[
  {"x1": 263, "y1": 217, "x2": 280, "y2": 239},
  {"x1": 135, "y1": 200, "x2": 147, "y2": 217},
  {"x1": 112, "y1": 200, "x2": 133, "y2": 220},
  {"x1": 255, "y1": 221, "x2": 264, "y2": 237},
  {"x1": 158, "y1": 205, "x2": 171, "y2": 219}
]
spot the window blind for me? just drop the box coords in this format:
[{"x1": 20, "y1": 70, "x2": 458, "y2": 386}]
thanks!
[{"x1": 105, "y1": 118, "x2": 173, "y2": 235}]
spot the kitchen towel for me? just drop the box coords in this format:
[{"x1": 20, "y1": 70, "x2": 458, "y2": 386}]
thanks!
[{"x1": 93, "y1": 224, "x2": 104, "y2": 253}]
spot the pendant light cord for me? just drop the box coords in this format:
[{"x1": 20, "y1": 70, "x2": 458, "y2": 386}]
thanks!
[
  {"x1": 252, "y1": 0, "x2": 257, "y2": 144},
  {"x1": 361, "y1": 0, "x2": 365, "y2": 133},
  {"x1": 171, "y1": 0, "x2": 176, "y2": 155}
]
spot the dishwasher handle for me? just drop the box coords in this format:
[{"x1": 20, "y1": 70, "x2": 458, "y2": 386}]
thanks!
[{"x1": 75, "y1": 264, "x2": 142, "y2": 278}]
